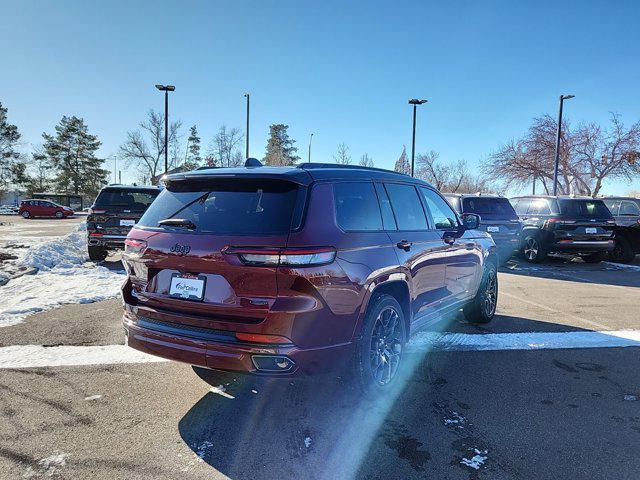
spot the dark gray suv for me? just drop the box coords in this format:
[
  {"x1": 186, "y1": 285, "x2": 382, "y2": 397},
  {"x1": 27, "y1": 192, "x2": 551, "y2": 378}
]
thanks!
[{"x1": 602, "y1": 196, "x2": 640, "y2": 263}]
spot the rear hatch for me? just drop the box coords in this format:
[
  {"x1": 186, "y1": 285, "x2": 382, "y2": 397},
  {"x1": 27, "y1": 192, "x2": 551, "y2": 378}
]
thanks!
[
  {"x1": 88, "y1": 187, "x2": 160, "y2": 235},
  {"x1": 123, "y1": 177, "x2": 305, "y2": 324},
  {"x1": 552, "y1": 199, "x2": 615, "y2": 240},
  {"x1": 462, "y1": 197, "x2": 522, "y2": 242}
]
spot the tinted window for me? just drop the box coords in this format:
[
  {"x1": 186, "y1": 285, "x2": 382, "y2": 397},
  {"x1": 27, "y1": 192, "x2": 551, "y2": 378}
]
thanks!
[
  {"x1": 558, "y1": 199, "x2": 613, "y2": 219},
  {"x1": 420, "y1": 188, "x2": 458, "y2": 229},
  {"x1": 620, "y1": 201, "x2": 640, "y2": 216},
  {"x1": 385, "y1": 184, "x2": 428, "y2": 230},
  {"x1": 603, "y1": 199, "x2": 620, "y2": 215},
  {"x1": 527, "y1": 198, "x2": 551, "y2": 215},
  {"x1": 333, "y1": 182, "x2": 382, "y2": 231},
  {"x1": 138, "y1": 179, "x2": 298, "y2": 235},
  {"x1": 462, "y1": 197, "x2": 518, "y2": 219},
  {"x1": 374, "y1": 183, "x2": 397, "y2": 230},
  {"x1": 512, "y1": 198, "x2": 531, "y2": 215},
  {"x1": 95, "y1": 188, "x2": 159, "y2": 210}
]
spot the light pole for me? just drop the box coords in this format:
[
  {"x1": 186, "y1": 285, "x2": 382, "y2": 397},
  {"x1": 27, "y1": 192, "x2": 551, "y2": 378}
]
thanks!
[
  {"x1": 155, "y1": 84, "x2": 175, "y2": 175},
  {"x1": 244, "y1": 93, "x2": 250, "y2": 159},
  {"x1": 552, "y1": 94, "x2": 574, "y2": 195},
  {"x1": 408, "y1": 99, "x2": 428, "y2": 177},
  {"x1": 308, "y1": 133, "x2": 314, "y2": 162}
]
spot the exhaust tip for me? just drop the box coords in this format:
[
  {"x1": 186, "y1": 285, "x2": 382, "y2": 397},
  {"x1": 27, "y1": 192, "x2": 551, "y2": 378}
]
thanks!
[{"x1": 251, "y1": 355, "x2": 295, "y2": 372}]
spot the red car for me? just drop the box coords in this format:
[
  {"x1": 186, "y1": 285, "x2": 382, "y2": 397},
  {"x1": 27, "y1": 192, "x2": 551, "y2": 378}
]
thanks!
[
  {"x1": 122, "y1": 161, "x2": 497, "y2": 391},
  {"x1": 19, "y1": 199, "x2": 74, "y2": 219}
]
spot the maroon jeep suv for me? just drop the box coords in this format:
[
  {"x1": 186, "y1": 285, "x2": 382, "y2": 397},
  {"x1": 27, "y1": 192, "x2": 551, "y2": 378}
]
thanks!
[{"x1": 122, "y1": 161, "x2": 498, "y2": 391}]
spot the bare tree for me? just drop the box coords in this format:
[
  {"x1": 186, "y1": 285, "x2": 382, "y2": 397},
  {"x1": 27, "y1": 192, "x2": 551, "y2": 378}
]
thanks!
[
  {"x1": 119, "y1": 110, "x2": 181, "y2": 184},
  {"x1": 208, "y1": 126, "x2": 244, "y2": 167},
  {"x1": 416, "y1": 151, "x2": 494, "y2": 193},
  {"x1": 359, "y1": 153, "x2": 374, "y2": 167},
  {"x1": 334, "y1": 143, "x2": 351, "y2": 165},
  {"x1": 484, "y1": 113, "x2": 640, "y2": 197}
]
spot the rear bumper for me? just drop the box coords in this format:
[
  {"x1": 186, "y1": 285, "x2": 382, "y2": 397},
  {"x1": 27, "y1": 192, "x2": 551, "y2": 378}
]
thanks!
[
  {"x1": 88, "y1": 234, "x2": 127, "y2": 249},
  {"x1": 123, "y1": 314, "x2": 354, "y2": 376},
  {"x1": 550, "y1": 239, "x2": 615, "y2": 253}
]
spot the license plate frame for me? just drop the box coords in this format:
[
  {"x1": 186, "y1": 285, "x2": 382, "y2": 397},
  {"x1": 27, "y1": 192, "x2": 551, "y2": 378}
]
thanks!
[{"x1": 169, "y1": 273, "x2": 207, "y2": 301}]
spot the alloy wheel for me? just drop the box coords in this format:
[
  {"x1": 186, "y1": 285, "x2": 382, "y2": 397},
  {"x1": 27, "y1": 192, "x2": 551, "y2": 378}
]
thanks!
[
  {"x1": 482, "y1": 270, "x2": 498, "y2": 317},
  {"x1": 524, "y1": 238, "x2": 538, "y2": 261},
  {"x1": 369, "y1": 306, "x2": 403, "y2": 386}
]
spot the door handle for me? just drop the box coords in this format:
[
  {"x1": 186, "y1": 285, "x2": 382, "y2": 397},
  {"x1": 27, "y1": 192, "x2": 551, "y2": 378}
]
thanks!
[{"x1": 396, "y1": 240, "x2": 412, "y2": 251}]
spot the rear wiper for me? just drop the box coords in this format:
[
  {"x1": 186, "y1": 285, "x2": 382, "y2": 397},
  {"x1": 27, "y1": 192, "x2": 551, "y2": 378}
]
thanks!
[{"x1": 158, "y1": 218, "x2": 197, "y2": 230}]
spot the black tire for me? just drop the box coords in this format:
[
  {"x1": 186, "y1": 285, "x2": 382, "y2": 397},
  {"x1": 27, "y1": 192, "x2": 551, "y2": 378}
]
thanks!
[
  {"x1": 522, "y1": 233, "x2": 547, "y2": 263},
  {"x1": 353, "y1": 294, "x2": 406, "y2": 393},
  {"x1": 464, "y1": 261, "x2": 498, "y2": 324},
  {"x1": 55, "y1": 211, "x2": 64, "y2": 219},
  {"x1": 609, "y1": 236, "x2": 635, "y2": 264},
  {"x1": 582, "y1": 252, "x2": 605, "y2": 264},
  {"x1": 21, "y1": 211, "x2": 30, "y2": 219},
  {"x1": 88, "y1": 246, "x2": 108, "y2": 262}
]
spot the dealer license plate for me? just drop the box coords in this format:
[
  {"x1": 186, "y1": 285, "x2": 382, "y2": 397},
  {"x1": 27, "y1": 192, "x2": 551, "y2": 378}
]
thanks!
[
  {"x1": 169, "y1": 274, "x2": 206, "y2": 301},
  {"x1": 487, "y1": 226, "x2": 500, "y2": 233},
  {"x1": 585, "y1": 227, "x2": 597, "y2": 234},
  {"x1": 120, "y1": 219, "x2": 136, "y2": 227}
]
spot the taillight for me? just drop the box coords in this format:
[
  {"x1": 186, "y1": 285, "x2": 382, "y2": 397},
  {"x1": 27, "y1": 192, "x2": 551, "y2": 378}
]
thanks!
[
  {"x1": 223, "y1": 246, "x2": 336, "y2": 267},
  {"x1": 89, "y1": 208, "x2": 106, "y2": 214},
  {"x1": 544, "y1": 218, "x2": 575, "y2": 228},
  {"x1": 124, "y1": 238, "x2": 147, "y2": 256}
]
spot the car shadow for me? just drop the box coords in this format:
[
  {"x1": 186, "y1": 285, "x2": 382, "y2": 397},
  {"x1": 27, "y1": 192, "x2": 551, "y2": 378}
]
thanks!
[
  {"x1": 100, "y1": 255, "x2": 125, "y2": 273},
  {"x1": 177, "y1": 316, "x2": 616, "y2": 479},
  {"x1": 500, "y1": 256, "x2": 640, "y2": 288}
]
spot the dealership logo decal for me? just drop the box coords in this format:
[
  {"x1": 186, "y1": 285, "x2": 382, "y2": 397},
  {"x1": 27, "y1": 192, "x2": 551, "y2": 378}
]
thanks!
[{"x1": 170, "y1": 243, "x2": 191, "y2": 255}]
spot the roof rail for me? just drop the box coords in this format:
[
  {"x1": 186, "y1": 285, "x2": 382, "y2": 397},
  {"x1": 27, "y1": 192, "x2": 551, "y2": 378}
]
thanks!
[{"x1": 296, "y1": 162, "x2": 407, "y2": 176}]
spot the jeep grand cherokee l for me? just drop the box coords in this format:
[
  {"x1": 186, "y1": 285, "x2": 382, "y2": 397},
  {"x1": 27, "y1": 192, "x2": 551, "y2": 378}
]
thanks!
[
  {"x1": 510, "y1": 195, "x2": 615, "y2": 263},
  {"x1": 121, "y1": 162, "x2": 498, "y2": 391},
  {"x1": 602, "y1": 196, "x2": 640, "y2": 264},
  {"x1": 444, "y1": 194, "x2": 522, "y2": 265},
  {"x1": 87, "y1": 185, "x2": 160, "y2": 261}
]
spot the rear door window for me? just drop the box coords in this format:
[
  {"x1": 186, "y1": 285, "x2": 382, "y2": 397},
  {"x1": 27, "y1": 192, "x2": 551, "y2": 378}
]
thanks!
[
  {"x1": 374, "y1": 183, "x2": 397, "y2": 230},
  {"x1": 333, "y1": 182, "x2": 382, "y2": 231},
  {"x1": 420, "y1": 188, "x2": 459, "y2": 230},
  {"x1": 138, "y1": 179, "x2": 299, "y2": 235},
  {"x1": 512, "y1": 198, "x2": 531, "y2": 215},
  {"x1": 603, "y1": 199, "x2": 620, "y2": 215},
  {"x1": 620, "y1": 201, "x2": 640, "y2": 216},
  {"x1": 384, "y1": 184, "x2": 428, "y2": 231}
]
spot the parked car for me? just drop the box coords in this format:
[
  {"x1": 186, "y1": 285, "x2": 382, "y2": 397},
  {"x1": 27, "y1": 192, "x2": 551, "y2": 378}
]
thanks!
[
  {"x1": 444, "y1": 194, "x2": 522, "y2": 265},
  {"x1": 509, "y1": 195, "x2": 615, "y2": 263},
  {"x1": 18, "y1": 199, "x2": 74, "y2": 219},
  {"x1": 121, "y1": 161, "x2": 498, "y2": 392},
  {"x1": 87, "y1": 185, "x2": 161, "y2": 261},
  {"x1": 601, "y1": 196, "x2": 640, "y2": 264},
  {"x1": 0, "y1": 204, "x2": 19, "y2": 215}
]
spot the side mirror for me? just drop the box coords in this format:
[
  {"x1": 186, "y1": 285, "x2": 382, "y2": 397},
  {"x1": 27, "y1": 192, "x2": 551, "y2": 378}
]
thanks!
[{"x1": 461, "y1": 213, "x2": 481, "y2": 230}]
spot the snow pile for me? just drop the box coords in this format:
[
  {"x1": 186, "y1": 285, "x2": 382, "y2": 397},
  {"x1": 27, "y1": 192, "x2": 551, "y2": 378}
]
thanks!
[
  {"x1": 23, "y1": 452, "x2": 70, "y2": 478},
  {"x1": 0, "y1": 226, "x2": 125, "y2": 327},
  {"x1": 460, "y1": 449, "x2": 488, "y2": 470}
]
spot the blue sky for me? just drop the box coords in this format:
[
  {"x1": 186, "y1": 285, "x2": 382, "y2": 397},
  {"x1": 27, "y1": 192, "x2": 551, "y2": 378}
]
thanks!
[{"x1": 1, "y1": 0, "x2": 639, "y2": 193}]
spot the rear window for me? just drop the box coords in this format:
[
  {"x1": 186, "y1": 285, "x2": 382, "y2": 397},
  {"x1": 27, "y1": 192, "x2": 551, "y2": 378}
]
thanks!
[
  {"x1": 462, "y1": 197, "x2": 518, "y2": 219},
  {"x1": 137, "y1": 179, "x2": 300, "y2": 235},
  {"x1": 95, "y1": 188, "x2": 159, "y2": 210},
  {"x1": 558, "y1": 199, "x2": 613, "y2": 219}
]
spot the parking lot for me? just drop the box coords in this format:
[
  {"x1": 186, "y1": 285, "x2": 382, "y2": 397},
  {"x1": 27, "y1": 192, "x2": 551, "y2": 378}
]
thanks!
[{"x1": 0, "y1": 216, "x2": 638, "y2": 479}]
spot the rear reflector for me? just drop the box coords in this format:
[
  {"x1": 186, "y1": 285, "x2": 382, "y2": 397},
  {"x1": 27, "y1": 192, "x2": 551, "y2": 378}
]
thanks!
[
  {"x1": 89, "y1": 232, "x2": 104, "y2": 237},
  {"x1": 223, "y1": 246, "x2": 336, "y2": 267},
  {"x1": 235, "y1": 332, "x2": 292, "y2": 344}
]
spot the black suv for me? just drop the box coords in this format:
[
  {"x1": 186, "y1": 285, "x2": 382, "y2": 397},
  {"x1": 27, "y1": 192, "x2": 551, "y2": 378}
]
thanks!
[
  {"x1": 444, "y1": 194, "x2": 522, "y2": 265},
  {"x1": 87, "y1": 185, "x2": 160, "y2": 261},
  {"x1": 510, "y1": 195, "x2": 615, "y2": 263},
  {"x1": 602, "y1": 196, "x2": 640, "y2": 263}
]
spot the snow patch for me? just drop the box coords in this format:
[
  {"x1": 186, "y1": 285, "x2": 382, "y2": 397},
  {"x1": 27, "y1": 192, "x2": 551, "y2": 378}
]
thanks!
[
  {"x1": 603, "y1": 261, "x2": 640, "y2": 272},
  {"x1": 408, "y1": 330, "x2": 640, "y2": 352},
  {"x1": 460, "y1": 449, "x2": 488, "y2": 470},
  {"x1": 84, "y1": 394, "x2": 102, "y2": 401},
  {"x1": 209, "y1": 385, "x2": 234, "y2": 399},
  {"x1": 23, "y1": 452, "x2": 70, "y2": 478},
  {"x1": 304, "y1": 436, "x2": 312, "y2": 448},
  {"x1": 0, "y1": 226, "x2": 124, "y2": 327},
  {"x1": 193, "y1": 441, "x2": 214, "y2": 460},
  {"x1": 0, "y1": 344, "x2": 167, "y2": 369},
  {"x1": 624, "y1": 394, "x2": 638, "y2": 401},
  {"x1": 444, "y1": 411, "x2": 466, "y2": 428}
]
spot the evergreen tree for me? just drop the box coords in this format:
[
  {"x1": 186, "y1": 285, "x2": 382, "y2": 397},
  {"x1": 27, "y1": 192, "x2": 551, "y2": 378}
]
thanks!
[
  {"x1": 184, "y1": 125, "x2": 201, "y2": 169},
  {"x1": 394, "y1": 146, "x2": 410, "y2": 175},
  {"x1": 263, "y1": 124, "x2": 300, "y2": 166},
  {"x1": 42, "y1": 116, "x2": 108, "y2": 197},
  {"x1": 0, "y1": 102, "x2": 22, "y2": 190}
]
